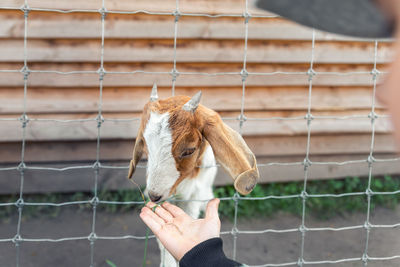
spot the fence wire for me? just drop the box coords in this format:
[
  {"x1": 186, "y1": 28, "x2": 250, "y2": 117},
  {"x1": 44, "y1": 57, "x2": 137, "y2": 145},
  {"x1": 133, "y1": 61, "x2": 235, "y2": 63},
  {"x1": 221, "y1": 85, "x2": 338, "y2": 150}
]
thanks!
[{"x1": 0, "y1": 1, "x2": 400, "y2": 266}]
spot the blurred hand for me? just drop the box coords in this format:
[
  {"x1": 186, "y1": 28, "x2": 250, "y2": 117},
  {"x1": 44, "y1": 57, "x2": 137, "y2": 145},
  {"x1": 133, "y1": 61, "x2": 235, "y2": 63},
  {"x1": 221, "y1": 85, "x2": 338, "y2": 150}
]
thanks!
[
  {"x1": 140, "y1": 198, "x2": 221, "y2": 261},
  {"x1": 374, "y1": 0, "x2": 400, "y2": 149}
]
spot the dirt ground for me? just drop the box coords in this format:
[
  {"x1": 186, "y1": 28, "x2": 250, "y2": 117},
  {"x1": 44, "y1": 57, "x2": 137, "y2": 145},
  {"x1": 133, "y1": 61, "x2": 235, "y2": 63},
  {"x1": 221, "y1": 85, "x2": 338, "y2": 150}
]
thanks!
[{"x1": 0, "y1": 205, "x2": 400, "y2": 267}]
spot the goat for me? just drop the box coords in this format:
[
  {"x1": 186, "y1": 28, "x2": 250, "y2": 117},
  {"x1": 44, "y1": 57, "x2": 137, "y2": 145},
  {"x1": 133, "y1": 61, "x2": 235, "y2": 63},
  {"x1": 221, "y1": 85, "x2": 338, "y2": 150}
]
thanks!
[{"x1": 128, "y1": 84, "x2": 259, "y2": 267}]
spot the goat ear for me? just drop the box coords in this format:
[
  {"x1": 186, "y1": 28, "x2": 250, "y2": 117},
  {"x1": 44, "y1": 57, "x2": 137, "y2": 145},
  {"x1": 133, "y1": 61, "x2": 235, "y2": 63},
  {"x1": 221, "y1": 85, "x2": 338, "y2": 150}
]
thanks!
[
  {"x1": 128, "y1": 115, "x2": 146, "y2": 179},
  {"x1": 200, "y1": 108, "x2": 259, "y2": 195},
  {"x1": 128, "y1": 134, "x2": 144, "y2": 179}
]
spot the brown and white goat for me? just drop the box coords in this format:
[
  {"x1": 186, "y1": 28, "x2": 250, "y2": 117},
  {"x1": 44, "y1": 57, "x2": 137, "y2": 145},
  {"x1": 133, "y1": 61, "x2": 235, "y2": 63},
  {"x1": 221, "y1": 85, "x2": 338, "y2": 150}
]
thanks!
[{"x1": 128, "y1": 85, "x2": 259, "y2": 266}]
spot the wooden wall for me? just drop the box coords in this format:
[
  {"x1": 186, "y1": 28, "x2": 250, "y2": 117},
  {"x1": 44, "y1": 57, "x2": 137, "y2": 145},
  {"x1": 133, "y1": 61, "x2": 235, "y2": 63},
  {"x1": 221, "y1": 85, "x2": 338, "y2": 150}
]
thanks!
[{"x1": 0, "y1": 0, "x2": 399, "y2": 193}]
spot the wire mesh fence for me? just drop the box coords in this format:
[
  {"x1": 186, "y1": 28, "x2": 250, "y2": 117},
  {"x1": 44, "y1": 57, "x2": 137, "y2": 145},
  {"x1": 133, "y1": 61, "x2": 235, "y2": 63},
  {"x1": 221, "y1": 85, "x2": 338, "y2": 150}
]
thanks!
[{"x1": 0, "y1": 0, "x2": 400, "y2": 266}]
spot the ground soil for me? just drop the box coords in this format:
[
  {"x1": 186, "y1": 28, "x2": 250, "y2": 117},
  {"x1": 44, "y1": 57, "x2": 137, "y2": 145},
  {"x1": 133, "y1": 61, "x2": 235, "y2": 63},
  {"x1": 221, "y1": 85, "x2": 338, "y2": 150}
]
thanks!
[{"x1": 0, "y1": 205, "x2": 399, "y2": 267}]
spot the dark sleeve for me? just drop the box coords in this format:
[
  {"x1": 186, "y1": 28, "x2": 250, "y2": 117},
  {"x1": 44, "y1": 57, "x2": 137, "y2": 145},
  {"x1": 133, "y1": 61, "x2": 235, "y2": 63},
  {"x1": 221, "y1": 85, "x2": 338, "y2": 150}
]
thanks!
[{"x1": 179, "y1": 237, "x2": 242, "y2": 267}]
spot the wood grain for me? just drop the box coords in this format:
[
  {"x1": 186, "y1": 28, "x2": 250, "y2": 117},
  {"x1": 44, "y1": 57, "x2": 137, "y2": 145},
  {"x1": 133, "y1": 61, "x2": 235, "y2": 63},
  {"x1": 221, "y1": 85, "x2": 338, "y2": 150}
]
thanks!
[
  {"x1": 0, "y1": 39, "x2": 392, "y2": 64},
  {"x1": 0, "y1": 3, "x2": 397, "y2": 193}
]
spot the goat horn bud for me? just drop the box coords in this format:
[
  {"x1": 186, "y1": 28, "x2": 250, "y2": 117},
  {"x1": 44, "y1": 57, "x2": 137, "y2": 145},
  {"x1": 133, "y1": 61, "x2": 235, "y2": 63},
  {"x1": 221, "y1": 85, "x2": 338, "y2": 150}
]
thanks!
[
  {"x1": 182, "y1": 91, "x2": 202, "y2": 112},
  {"x1": 150, "y1": 83, "x2": 158, "y2": 102}
]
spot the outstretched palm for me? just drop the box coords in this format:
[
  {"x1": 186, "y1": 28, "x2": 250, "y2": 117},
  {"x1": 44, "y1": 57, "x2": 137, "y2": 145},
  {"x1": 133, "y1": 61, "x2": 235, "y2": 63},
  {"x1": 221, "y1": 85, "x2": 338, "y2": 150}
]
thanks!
[{"x1": 140, "y1": 198, "x2": 221, "y2": 261}]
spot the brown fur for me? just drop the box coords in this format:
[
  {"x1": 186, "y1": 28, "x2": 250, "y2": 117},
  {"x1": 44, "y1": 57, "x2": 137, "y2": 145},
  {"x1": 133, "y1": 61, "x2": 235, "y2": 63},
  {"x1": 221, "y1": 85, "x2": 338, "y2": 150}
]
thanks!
[
  {"x1": 148, "y1": 96, "x2": 208, "y2": 194},
  {"x1": 128, "y1": 102, "x2": 150, "y2": 179},
  {"x1": 128, "y1": 95, "x2": 259, "y2": 196}
]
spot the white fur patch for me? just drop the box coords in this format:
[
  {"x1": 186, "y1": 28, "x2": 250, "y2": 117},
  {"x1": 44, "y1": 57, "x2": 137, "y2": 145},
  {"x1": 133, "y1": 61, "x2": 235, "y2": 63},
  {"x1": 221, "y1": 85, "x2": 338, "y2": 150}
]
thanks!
[
  {"x1": 143, "y1": 112, "x2": 180, "y2": 200},
  {"x1": 176, "y1": 145, "x2": 216, "y2": 200},
  {"x1": 175, "y1": 145, "x2": 216, "y2": 219}
]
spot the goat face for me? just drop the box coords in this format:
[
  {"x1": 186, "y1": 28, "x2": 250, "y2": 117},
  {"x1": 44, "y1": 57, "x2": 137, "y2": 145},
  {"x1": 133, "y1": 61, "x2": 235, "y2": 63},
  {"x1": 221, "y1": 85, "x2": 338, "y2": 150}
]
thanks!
[
  {"x1": 128, "y1": 87, "x2": 260, "y2": 202},
  {"x1": 129, "y1": 92, "x2": 207, "y2": 202},
  {"x1": 143, "y1": 103, "x2": 206, "y2": 202}
]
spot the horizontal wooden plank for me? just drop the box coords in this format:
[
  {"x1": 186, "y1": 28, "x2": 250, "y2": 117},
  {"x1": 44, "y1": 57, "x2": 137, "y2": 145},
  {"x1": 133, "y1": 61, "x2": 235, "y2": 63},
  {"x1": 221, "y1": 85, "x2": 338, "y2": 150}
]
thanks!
[
  {"x1": 0, "y1": 13, "x2": 384, "y2": 42},
  {"x1": 0, "y1": 39, "x2": 393, "y2": 64},
  {"x1": 0, "y1": 68, "x2": 388, "y2": 88},
  {"x1": 1, "y1": 154, "x2": 399, "y2": 194},
  {"x1": 0, "y1": 134, "x2": 397, "y2": 164},
  {"x1": 0, "y1": 71, "x2": 385, "y2": 88},
  {"x1": 0, "y1": 109, "x2": 387, "y2": 120},
  {"x1": 0, "y1": 17, "x2": 297, "y2": 40},
  {"x1": 1, "y1": 61, "x2": 386, "y2": 70},
  {"x1": 0, "y1": 114, "x2": 393, "y2": 142},
  {"x1": 0, "y1": 86, "x2": 386, "y2": 115}
]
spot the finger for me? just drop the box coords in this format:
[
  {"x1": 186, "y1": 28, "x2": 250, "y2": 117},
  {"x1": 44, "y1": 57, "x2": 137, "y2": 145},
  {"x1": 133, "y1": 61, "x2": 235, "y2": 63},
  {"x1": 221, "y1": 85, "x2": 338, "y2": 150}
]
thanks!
[
  {"x1": 162, "y1": 202, "x2": 189, "y2": 219},
  {"x1": 205, "y1": 198, "x2": 220, "y2": 221},
  {"x1": 146, "y1": 201, "x2": 159, "y2": 211},
  {"x1": 140, "y1": 206, "x2": 165, "y2": 229},
  {"x1": 140, "y1": 209, "x2": 163, "y2": 233},
  {"x1": 146, "y1": 202, "x2": 174, "y2": 223}
]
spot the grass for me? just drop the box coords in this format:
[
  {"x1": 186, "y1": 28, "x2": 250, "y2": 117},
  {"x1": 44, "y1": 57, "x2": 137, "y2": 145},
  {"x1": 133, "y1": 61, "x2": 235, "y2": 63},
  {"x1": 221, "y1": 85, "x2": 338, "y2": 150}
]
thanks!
[
  {"x1": 215, "y1": 175, "x2": 400, "y2": 220},
  {"x1": 0, "y1": 175, "x2": 399, "y2": 221},
  {"x1": 105, "y1": 259, "x2": 117, "y2": 267}
]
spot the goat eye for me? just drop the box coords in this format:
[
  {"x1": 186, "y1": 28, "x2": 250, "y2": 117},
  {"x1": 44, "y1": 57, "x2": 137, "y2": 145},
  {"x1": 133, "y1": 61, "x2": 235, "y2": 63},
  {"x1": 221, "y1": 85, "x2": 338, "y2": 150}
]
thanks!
[{"x1": 180, "y1": 148, "x2": 196, "y2": 158}]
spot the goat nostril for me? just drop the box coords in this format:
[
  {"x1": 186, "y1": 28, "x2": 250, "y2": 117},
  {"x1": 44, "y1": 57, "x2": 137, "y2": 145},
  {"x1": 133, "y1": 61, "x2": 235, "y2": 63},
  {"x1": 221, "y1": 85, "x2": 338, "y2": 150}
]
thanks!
[{"x1": 149, "y1": 193, "x2": 162, "y2": 203}]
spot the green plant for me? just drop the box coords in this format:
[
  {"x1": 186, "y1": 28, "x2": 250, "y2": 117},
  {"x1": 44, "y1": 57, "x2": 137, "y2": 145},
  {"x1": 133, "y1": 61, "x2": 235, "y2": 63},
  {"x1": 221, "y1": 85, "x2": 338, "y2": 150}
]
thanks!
[
  {"x1": 105, "y1": 259, "x2": 117, "y2": 267},
  {"x1": 0, "y1": 175, "x2": 399, "y2": 222},
  {"x1": 215, "y1": 175, "x2": 400, "y2": 220}
]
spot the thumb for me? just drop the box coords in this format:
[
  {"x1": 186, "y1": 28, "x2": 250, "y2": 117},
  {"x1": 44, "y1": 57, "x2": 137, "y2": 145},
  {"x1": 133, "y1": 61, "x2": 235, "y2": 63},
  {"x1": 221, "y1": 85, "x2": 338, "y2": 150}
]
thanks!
[{"x1": 205, "y1": 198, "x2": 220, "y2": 221}]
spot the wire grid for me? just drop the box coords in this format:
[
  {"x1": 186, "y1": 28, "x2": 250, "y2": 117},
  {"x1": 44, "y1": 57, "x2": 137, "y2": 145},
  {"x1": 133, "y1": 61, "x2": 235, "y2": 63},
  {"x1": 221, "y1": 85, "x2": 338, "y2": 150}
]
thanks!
[{"x1": 0, "y1": 1, "x2": 400, "y2": 266}]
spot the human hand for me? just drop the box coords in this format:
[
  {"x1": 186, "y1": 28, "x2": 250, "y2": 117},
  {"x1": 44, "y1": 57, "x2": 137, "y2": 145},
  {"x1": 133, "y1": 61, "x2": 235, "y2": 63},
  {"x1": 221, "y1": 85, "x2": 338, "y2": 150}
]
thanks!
[{"x1": 139, "y1": 198, "x2": 221, "y2": 261}]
